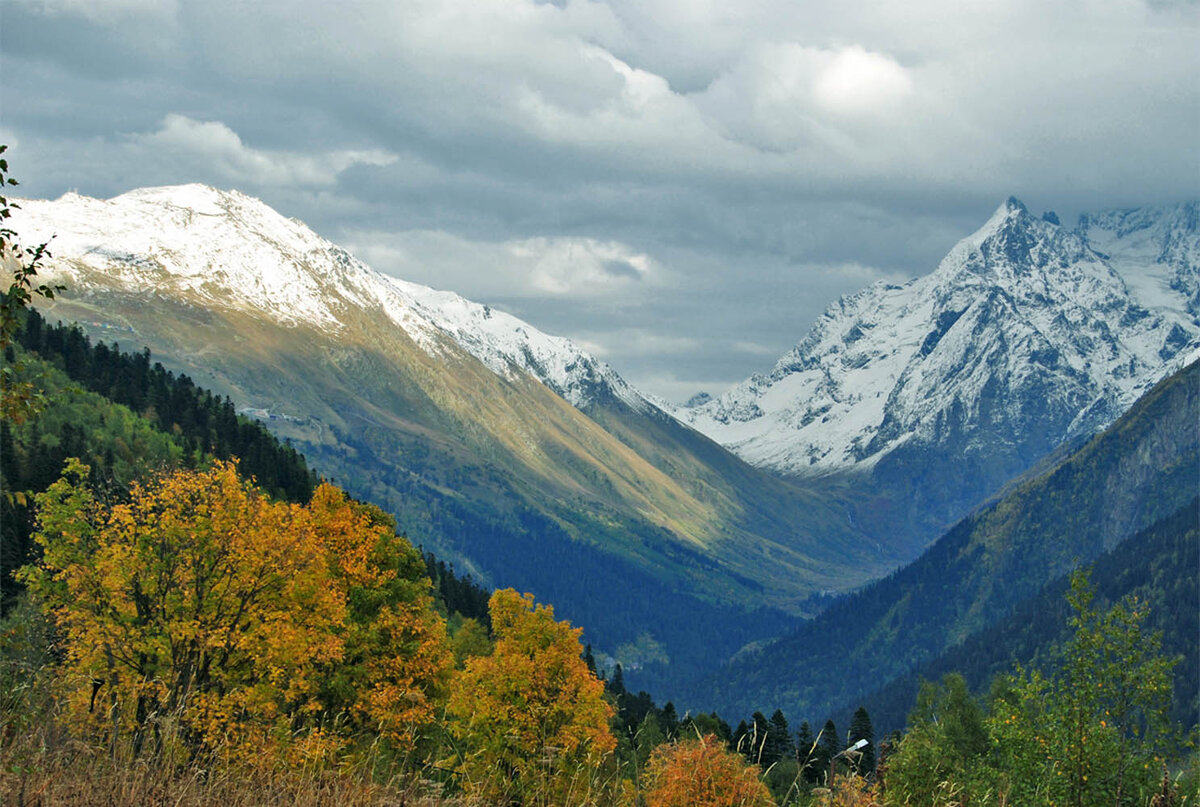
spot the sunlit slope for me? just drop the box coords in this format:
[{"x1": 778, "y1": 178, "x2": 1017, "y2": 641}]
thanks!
[
  {"x1": 13, "y1": 185, "x2": 900, "y2": 689},
  {"x1": 46, "y1": 285, "x2": 885, "y2": 603}
]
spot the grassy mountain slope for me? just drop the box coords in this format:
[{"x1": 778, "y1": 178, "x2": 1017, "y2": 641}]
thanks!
[{"x1": 693, "y1": 359, "x2": 1199, "y2": 721}]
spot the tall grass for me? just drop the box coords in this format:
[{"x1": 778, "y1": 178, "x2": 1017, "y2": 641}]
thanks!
[
  {"x1": 0, "y1": 710, "x2": 475, "y2": 806},
  {"x1": 0, "y1": 597, "x2": 472, "y2": 807}
]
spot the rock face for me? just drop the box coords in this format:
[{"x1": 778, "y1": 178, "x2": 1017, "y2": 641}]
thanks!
[{"x1": 673, "y1": 198, "x2": 1199, "y2": 549}]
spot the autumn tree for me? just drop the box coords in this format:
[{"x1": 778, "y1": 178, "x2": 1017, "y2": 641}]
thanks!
[
  {"x1": 20, "y1": 459, "x2": 451, "y2": 763},
  {"x1": 642, "y1": 734, "x2": 775, "y2": 807},
  {"x1": 447, "y1": 588, "x2": 619, "y2": 806}
]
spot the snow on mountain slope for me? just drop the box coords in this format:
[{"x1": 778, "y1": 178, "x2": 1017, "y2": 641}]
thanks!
[
  {"x1": 674, "y1": 198, "x2": 1200, "y2": 476},
  {"x1": 12, "y1": 185, "x2": 650, "y2": 412}
]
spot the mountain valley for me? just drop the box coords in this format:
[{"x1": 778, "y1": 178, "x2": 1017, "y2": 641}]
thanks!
[{"x1": 9, "y1": 186, "x2": 1199, "y2": 698}]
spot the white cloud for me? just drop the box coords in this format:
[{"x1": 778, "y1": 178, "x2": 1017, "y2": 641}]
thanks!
[
  {"x1": 812, "y1": 47, "x2": 913, "y2": 115},
  {"x1": 4, "y1": 0, "x2": 1198, "y2": 397},
  {"x1": 691, "y1": 42, "x2": 920, "y2": 158},
  {"x1": 343, "y1": 228, "x2": 663, "y2": 300},
  {"x1": 577, "y1": 329, "x2": 702, "y2": 358},
  {"x1": 134, "y1": 115, "x2": 397, "y2": 188},
  {"x1": 517, "y1": 235, "x2": 654, "y2": 295}
]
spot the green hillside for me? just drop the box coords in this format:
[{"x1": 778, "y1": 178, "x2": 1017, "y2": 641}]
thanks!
[
  {"x1": 694, "y1": 359, "x2": 1199, "y2": 722},
  {"x1": 33, "y1": 282, "x2": 901, "y2": 693}
]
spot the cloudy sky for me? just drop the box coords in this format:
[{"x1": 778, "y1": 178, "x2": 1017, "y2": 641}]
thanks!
[{"x1": 2, "y1": 0, "x2": 1197, "y2": 401}]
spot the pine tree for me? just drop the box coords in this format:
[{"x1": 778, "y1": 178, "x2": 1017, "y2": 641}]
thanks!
[
  {"x1": 749, "y1": 711, "x2": 772, "y2": 765},
  {"x1": 848, "y1": 706, "x2": 876, "y2": 776},
  {"x1": 815, "y1": 719, "x2": 840, "y2": 784},
  {"x1": 732, "y1": 719, "x2": 751, "y2": 758},
  {"x1": 661, "y1": 701, "x2": 679, "y2": 740},
  {"x1": 609, "y1": 663, "x2": 626, "y2": 696},
  {"x1": 766, "y1": 709, "x2": 794, "y2": 768}
]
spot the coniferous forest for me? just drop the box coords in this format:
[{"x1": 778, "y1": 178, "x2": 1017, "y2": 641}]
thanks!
[{"x1": 2, "y1": 154, "x2": 1198, "y2": 807}]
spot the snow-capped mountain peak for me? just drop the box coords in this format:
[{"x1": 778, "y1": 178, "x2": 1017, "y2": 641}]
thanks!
[
  {"x1": 12, "y1": 185, "x2": 650, "y2": 412},
  {"x1": 673, "y1": 198, "x2": 1200, "y2": 478}
]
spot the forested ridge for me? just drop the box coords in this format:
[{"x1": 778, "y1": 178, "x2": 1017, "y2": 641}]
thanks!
[
  {"x1": 843, "y1": 497, "x2": 1200, "y2": 736},
  {"x1": 1, "y1": 308, "x2": 492, "y2": 625}
]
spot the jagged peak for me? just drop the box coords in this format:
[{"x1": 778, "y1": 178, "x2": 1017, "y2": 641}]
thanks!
[
  {"x1": 1077, "y1": 200, "x2": 1200, "y2": 239},
  {"x1": 961, "y1": 195, "x2": 1035, "y2": 249}
]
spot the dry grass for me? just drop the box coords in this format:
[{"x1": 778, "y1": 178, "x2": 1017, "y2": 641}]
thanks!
[{"x1": 0, "y1": 719, "x2": 473, "y2": 807}]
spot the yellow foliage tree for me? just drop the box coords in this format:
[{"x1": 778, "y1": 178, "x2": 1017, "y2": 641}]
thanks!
[
  {"x1": 21, "y1": 459, "x2": 451, "y2": 762},
  {"x1": 642, "y1": 734, "x2": 776, "y2": 807},
  {"x1": 447, "y1": 588, "x2": 620, "y2": 806}
]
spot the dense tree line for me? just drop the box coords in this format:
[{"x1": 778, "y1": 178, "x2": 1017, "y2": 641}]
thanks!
[{"x1": 423, "y1": 551, "x2": 491, "y2": 627}]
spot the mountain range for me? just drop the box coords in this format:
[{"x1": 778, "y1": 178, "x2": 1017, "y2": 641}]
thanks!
[
  {"x1": 10, "y1": 186, "x2": 1198, "y2": 695},
  {"x1": 672, "y1": 198, "x2": 1200, "y2": 554}
]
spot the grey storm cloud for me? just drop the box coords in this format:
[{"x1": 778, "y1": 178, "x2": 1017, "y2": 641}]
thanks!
[{"x1": 2, "y1": 0, "x2": 1197, "y2": 401}]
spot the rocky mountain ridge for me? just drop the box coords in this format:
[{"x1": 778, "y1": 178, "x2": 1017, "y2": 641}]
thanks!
[
  {"x1": 674, "y1": 198, "x2": 1200, "y2": 481},
  {"x1": 9, "y1": 184, "x2": 901, "y2": 694}
]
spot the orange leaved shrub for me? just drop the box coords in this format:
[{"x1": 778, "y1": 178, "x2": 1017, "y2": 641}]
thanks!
[{"x1": 643, "y1": 734, "x2": 776, "y2": 807}]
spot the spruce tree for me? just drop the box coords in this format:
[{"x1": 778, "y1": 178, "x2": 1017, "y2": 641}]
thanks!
[
  {"x1": 660, "y1": 701, "x2": 679, "y2": 740},
  {"x1": 815, "y1": 719, "x2": 840, "y2": 784},
  {"x1": 750, "y1": 711, "x2": 772, "y2": 765},
  {"x1": 732, "y1": 719, "x2": 751, "y2": 758},
  {"x1": 608, "y1": 663, "x2": 626, "y2": 696}
]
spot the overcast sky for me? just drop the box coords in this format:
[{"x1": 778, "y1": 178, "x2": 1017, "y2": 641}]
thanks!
[{"x1": 2, "y1": 0, "x2": 1197, "y2": 401}]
